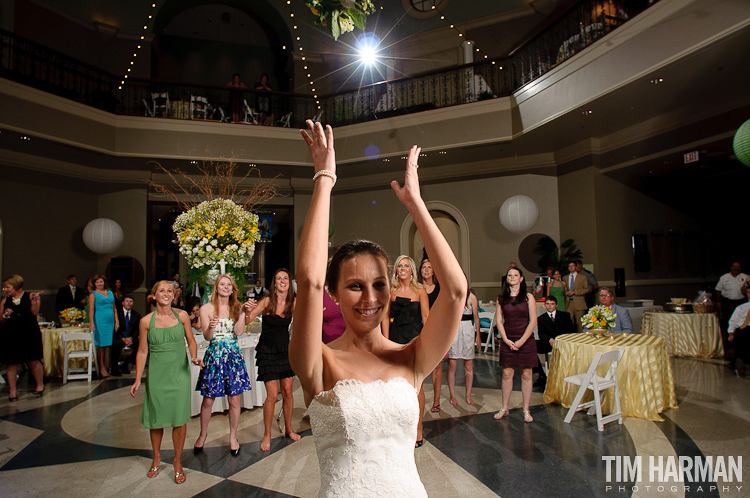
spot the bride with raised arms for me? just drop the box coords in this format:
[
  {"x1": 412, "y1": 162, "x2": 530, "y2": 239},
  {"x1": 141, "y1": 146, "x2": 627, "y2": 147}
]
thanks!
[{"x1": 290, "y1": 121, "x2": 466, "y2": 497}]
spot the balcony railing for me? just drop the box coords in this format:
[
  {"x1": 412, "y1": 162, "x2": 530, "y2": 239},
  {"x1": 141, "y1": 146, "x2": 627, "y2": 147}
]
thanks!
[{"x1": 0, "y1": 1, "x2": 655, "y2": 129}]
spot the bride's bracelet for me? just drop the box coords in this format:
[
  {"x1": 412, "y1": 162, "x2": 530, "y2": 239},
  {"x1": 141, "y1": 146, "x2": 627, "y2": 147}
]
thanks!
[{"x1": 313, "y1": 169, "x2": 337, "y2": 187}]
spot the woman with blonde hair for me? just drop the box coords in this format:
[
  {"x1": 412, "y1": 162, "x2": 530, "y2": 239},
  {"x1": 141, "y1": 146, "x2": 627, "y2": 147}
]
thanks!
[
  {"x1": 0, "y1": 275, "x2": 45, "y2": 401},
  {"x1": 131, "y1": 281, "x2": 202, "y2": 484},
  {"x1": 193, "y1": 275, "x2": 254, "y2": 456},
  {"x1": 291, "y1": 122, "x2": 466, "y2": 496},
  {"x1": 245, "y1": 268, "x2": 299, "y2": 451}
]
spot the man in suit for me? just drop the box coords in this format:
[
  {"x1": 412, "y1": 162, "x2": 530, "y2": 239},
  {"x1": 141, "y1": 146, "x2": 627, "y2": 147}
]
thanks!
[
  {"x1": 110, "y1": 295, "x2": 141, "y2": 376},
  {"x1": 565, "y1": 261, "x2": 589, "y2": 332},
  {"x1": 534, "y1": 295, "x2": 575, "y2": 387},
  {"x1": 55, "y1": 274, "x2": 86, "y2": 314},
  {"x1": 597, "y1": 287, "x2": 633, "y2": 334},
  {"x1": 576, "y1": 259, "x2": 599, "y2": 309},
  {"x1": 537, "y1": 295, "x2": 576, "y2": 354}
]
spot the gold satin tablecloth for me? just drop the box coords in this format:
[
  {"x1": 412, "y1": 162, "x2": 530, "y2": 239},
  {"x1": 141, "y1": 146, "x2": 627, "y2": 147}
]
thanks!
[
  {"x1": 543, "y1": 333, "x2": 678, "y2": 421},
  {"x1": 641, "y1": 311, "x2": 723, "y2": 358},
  {"x1": 42, "y1": 325, "x2": 91, "y2": 378}
]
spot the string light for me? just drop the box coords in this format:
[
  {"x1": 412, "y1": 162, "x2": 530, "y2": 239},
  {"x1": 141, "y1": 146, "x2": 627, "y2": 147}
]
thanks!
[
  {"x1": 432, "y1": 5, "x2": 496, "y2": 66},
  {"x1": 118, "y1": 2, "x2": 157, "y2": 90},
  {"x1": 285, "y1": 0, "x2": 318, "y2": 109}
]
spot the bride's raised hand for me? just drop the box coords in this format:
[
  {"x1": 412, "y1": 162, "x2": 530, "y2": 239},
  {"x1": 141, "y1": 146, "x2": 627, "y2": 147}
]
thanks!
[
  {"x1": 300, "y1": 119, "x2": 336, "y2": 177},
  {"x1": 391, "y1": 145, "x2": 422, "y2": 207}
]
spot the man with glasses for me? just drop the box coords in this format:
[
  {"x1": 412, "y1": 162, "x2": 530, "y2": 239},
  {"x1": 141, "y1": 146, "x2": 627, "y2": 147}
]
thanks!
[{"x1": 597, "y1": 287, "x2": 633, "y2": 334}]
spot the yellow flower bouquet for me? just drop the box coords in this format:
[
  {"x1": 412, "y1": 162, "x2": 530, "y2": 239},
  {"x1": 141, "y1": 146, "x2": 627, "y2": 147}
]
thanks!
[
  {"x1": 305, "y1": 0, "x2": 375, "y2": 40},
  {"x1": 59, "y1": 307, "x2": 86, "y2": 323},
  {"x1": 581, "y1": 305, "x2": 617, "y2": 333}
]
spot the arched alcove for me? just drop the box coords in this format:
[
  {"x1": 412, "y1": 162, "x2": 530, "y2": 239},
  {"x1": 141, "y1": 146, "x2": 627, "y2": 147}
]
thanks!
[{"x1": 398, "y1": 201, "x2": 470, "y2": 281}]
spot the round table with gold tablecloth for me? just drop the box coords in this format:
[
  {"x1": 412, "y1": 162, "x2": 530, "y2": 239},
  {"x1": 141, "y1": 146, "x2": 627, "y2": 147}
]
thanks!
[
  {"x1": 42, "y1": 325, "x2": 93, "y2": 378},
  {"x1": 543, "y1": 333, "x2": 678, "y2": 422},
  {"x1": 641, "y1": 311, "x2": 723, "y2": 358}
]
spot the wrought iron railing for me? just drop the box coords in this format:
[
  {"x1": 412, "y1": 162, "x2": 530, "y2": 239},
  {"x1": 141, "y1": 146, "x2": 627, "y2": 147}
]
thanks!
[{"x1": 0, "y1": 1, "x2": 656, "y2": 128}]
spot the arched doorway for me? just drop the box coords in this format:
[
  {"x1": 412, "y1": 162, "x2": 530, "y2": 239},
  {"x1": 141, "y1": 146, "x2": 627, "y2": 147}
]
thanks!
[{"x1": 398, "y1": 201, "x2": 470, "y2": 279}]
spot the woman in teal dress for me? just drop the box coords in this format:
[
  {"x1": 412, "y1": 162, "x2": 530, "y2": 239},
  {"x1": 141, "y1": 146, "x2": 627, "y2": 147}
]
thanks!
[
  {"x1": 546, "y1": 269, "x2": 568, "y2": 312},
  {"x1": 88, "y1": 274, "x2": 118, "y2": 377},
  {"x1": 130, "y1": 280, "x2": 202, "y2": 485}
]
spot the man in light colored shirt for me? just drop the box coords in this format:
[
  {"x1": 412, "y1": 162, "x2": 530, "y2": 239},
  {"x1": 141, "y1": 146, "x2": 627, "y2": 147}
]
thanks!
[
  {"x1": 727, "y1": 286, "x2": 750, "y2": 375},
  {"x1": 715, "y1": 261, "x2": 749, "y2": 334},
  {"x1": 597, "y1": 287, "x2": 633, "y2": 334}
]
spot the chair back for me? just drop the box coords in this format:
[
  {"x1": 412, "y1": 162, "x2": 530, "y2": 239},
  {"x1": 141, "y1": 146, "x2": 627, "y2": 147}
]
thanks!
[
  {"x1": 277, "y1": 112, "x2": 292, "y2": 127},
  {"x1": 190, "y1": 95, "x2": 208, "y2": 119},
  {"x1": 584, "y1": 347, "x2": 624, "y2": 386},
  {"x1": 63, "y1": 332, "x2": 93, "y2": 344},
  {"x1": 151, "y1": 92, "x2": 170, "y2": 117}
]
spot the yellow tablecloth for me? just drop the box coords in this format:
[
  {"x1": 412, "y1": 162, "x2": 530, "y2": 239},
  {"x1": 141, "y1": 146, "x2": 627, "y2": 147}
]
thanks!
[
  {"x1": 42, "y1": 326, "x2": 91, "y2": 378},
  {"x1": 641, "y1": 311, "x2": 723, "y2": 358},
  {"x1": 543, "y1": 333, "x2": 678, "y2": 421}
]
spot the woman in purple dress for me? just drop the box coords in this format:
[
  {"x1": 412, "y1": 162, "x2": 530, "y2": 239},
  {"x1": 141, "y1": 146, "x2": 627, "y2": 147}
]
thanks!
[{"x1": 494, "y1": 267, "x2": 538, "y2": 423}]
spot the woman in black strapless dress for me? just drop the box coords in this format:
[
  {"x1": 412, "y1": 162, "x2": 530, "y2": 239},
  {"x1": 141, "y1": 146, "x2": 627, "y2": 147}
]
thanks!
[
  {"x1": 246, "y1": 268, "x2": 300, "y2": 451},
  {"x1": 494, "y1": 267, "x2": 538, "y2": 423},
  {"x1": 383, "y1": 255, "x2": 429, "y2": 446}
]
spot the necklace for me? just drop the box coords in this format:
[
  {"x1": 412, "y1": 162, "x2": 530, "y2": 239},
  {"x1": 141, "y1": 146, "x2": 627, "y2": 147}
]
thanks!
[{"x1": 12, "y1": 292, "x2": 24, "y2": 306}]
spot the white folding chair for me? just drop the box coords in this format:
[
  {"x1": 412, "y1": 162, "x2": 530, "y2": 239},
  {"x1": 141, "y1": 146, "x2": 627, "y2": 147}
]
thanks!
[
  {"x1": 142, "y1": 98, "x2": 155, "y2": 117},
  {"x1": 243, "y1": 99, "x2": 259, "y2": 124},
  {"x1": 151, "y1": 92, "x2": 170, "y2": 117},
  {"x1": 276, "y1": 112, "x2": 292, "y2": 128},
  {"x1": 311, "y1": 109, "x2": 323, "y2": 122},
  {"x1": 563, "y1": 348, "x2": 625, "y2": 431},
  {"x1": 190, "y1": 95, "x2": 208, "y2": 119},
  {"x1": 62, "y1": 332, "x2": 95, "y2": 383},
  {"x1": 478, "y1": 311, "x2": 496, "y2": 352}
]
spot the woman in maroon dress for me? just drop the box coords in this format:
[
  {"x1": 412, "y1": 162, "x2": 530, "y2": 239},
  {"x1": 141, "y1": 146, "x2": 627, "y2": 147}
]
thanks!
[{"x1": 493, "y1": 267, "x2": 537, "y2": 423}]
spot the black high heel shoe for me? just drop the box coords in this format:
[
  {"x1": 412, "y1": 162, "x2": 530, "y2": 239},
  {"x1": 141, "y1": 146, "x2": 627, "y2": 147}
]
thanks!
[
  {"x1": 193, "y1": 445, "x2": 204, "y2": 455},
  {"x1": 230, "y1": 446, "x2": 240, "y2": 457}
]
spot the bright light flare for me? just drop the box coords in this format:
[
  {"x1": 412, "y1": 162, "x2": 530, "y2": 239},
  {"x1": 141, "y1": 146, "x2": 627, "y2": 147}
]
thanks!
[{"x1": 355, "y1": 33, "x2": 381, "y2": 67}]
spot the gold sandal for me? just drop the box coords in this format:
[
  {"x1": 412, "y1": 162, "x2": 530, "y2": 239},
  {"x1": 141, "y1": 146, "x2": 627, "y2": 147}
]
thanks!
[
  {"x1": 523, "y1": 410, "x2": 534, "y2": 423},
  {"x1": 174, "y1": 471, "x2": 186, "y2": 484},
  {"x1": 147, "y1": 466, "x2": 159, "y2": 478},
  {"x1": 493, "y1": 408, "x2": 508, "y2": 420}
]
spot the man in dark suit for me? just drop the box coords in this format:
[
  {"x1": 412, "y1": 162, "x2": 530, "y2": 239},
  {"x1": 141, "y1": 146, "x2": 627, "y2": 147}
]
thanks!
[
  {"x1": 534, "y1": 295, "x2": 575, "y2": 387},
  {"x1": 110, "y1": 295, "x2": 140, "y2": 376},
  {"x1": 537, "y1": 295, "x2": 576, "y2": 354},
  {"x1": 55, "y1": 274, "x2": 86, "y2": 314}
]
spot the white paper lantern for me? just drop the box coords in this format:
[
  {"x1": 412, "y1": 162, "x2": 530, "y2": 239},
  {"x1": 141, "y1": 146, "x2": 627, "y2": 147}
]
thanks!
[
  {"x1": 499, "y1": 195, "x2": 539, "y2": 234},
  {"x1": 83, "y1": 218, "x2": 124, "y2": 254}
]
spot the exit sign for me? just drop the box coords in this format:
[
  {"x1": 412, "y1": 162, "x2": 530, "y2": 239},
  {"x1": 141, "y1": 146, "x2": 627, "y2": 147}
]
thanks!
[{"x1": 684, "y1": 151, "x2": 699, "y2": 163}]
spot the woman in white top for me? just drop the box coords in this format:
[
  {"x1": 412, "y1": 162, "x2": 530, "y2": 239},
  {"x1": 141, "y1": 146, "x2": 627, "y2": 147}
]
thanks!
[{"x1": 289, "y1": 121, "x2": 466, "y2": 497}]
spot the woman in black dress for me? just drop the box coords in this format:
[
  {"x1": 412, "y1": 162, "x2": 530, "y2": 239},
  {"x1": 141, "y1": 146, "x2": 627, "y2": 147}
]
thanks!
[
  {"x1": 419, "y1": 258, "x2": 443, "y2": 413},
  {"x1": 1, "y1": 275, "x2": 45, "y2": 401},
  {"x1": 383, "y1": 255, "x2": 429, "y2": 446},
  {"x1": 245, "y1": 268, "x2": 300, "y2": 451},
  {"x1": 494, "y1": 267, "x2": 538, "y2": 423}
]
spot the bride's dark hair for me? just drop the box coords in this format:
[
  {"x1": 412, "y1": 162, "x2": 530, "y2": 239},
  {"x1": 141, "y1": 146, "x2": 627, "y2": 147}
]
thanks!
[{"x1": 326, "y1": 240, "x2": 390, "y2": 294}]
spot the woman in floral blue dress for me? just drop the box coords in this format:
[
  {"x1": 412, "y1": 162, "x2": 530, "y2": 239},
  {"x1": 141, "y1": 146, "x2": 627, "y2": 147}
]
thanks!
[{"x1": 193, "y1": 274, "x2": 253, "y2": 456}]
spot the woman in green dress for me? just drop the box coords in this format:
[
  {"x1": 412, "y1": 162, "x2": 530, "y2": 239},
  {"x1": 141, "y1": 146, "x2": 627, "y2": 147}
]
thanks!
[
  {"x1": 130, "y1": 281, "x2": 203, "y2": 484},
  {"x1": 546, "y1": 269, "x2": 568, "y2": 312}
]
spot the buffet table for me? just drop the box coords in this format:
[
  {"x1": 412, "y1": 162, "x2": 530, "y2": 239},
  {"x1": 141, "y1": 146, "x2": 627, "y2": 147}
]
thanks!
[
  {"x1": 42, "y1": 324, "x2": 91, "y2": 378},
  {"x1": 190, "y1": 332, "x2": 266, "y2": 416},
  {"x1": 543, "y1": 333, "x2": 678, "y2": 421},
  {"x1": 641, "y1": 311, "x2": 723, "y2": 358}
]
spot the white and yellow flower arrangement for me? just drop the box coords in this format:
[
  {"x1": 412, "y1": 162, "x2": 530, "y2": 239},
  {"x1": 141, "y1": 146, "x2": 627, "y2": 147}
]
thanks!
[
  {"x1": 581, "y1": 305, "x2": 617, "y2": 335},
  {"x1": 305, "y1": 0, "x2": 376, "y2": 40}
]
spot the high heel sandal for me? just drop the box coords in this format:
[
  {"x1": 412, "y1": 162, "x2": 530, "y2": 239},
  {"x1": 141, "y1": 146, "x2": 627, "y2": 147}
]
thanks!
[
  {"x1": 147, "y1": 466, "x2": 159, "y2": 478},
  {"x1": 493, "y1": 408, "x2": 507, "y2": 420},
  {"x1": 174, "y1": 471, "x2": 186, "y2": 484},
  {"x1": 523, "y1": 410, "x2": 534, "y2": 423}
]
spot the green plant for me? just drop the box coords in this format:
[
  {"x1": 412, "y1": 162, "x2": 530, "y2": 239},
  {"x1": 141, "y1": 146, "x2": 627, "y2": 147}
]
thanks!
[{"x1": 534, "y1": 236, "x2": 583, "y2": 271}]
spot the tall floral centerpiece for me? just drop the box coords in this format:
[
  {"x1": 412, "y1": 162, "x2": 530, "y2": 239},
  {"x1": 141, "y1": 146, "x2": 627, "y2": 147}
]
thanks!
[
  {"x1": 173, "y1": 198, "x2": 260, "y2": 294},
  {"x1": 149, "y1": 157, "x2": 279, "y2": 301},
  {"x1": 581, "y1": 305, "x2": 617, "y2": 336},
  {"x1": 305, "y1": 0, "x2": 376, "y2": 40}
]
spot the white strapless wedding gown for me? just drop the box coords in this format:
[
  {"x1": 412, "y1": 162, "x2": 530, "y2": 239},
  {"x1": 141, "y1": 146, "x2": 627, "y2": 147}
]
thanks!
[{"x1": 308, "y1": 377, "x2": 428, "y2": 497}]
